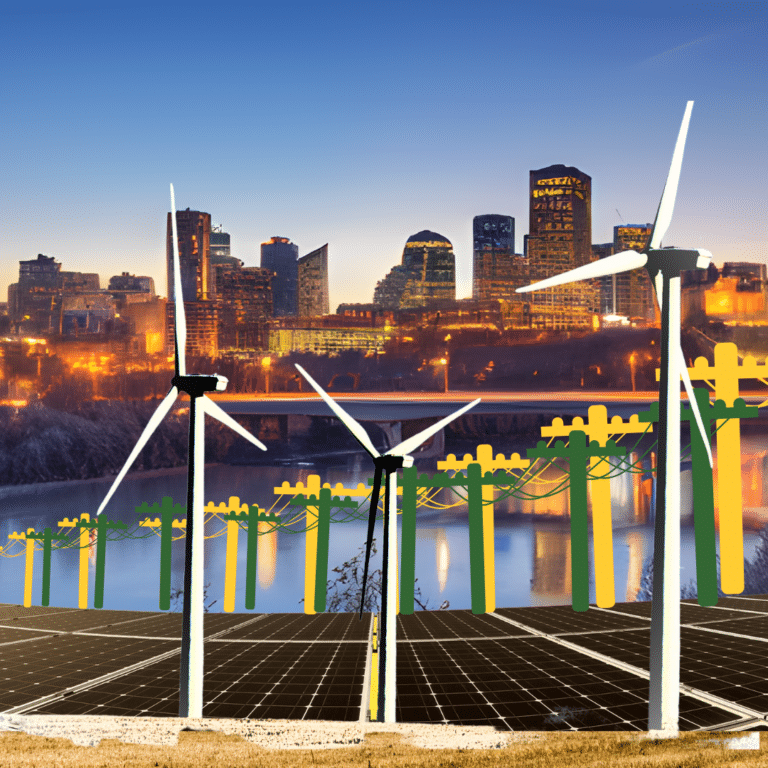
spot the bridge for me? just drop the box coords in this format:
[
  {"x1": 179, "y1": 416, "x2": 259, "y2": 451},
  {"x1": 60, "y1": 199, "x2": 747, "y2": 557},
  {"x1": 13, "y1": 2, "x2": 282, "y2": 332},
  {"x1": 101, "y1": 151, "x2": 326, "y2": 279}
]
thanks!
[{"x1": 211, "y1": 390, "x2": 765, "y2": 456}]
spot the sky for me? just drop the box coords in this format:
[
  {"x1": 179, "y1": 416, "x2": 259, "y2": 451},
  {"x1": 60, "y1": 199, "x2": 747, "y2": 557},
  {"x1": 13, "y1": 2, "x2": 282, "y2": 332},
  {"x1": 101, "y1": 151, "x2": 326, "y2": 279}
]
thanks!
[{"x1": 1, "y1": 0, "x2": 766, "y2": 311}]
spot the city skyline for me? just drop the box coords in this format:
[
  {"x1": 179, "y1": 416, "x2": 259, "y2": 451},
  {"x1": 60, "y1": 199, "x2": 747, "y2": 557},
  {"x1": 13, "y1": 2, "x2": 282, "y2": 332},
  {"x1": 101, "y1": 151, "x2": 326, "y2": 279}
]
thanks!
[{"x1": 2, "y1": 2, "x2": 765, "y2": 313}]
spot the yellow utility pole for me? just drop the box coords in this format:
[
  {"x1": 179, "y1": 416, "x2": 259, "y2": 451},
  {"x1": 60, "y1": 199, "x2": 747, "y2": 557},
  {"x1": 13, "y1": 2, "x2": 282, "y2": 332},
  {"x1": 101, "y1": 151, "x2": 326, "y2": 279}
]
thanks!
[
  {"x1": 58, "y1": 514, "x2": 93, "y2": 609},
  {"x1": 680, "y1": 342, "x2": 768, "y2": 593},
  {"x1": 275, "y1": 476, "x2": 369, "y2": 614},
  {"x1": 437, "y1": 445, "x2": 530, "y2": 612},
  {"x1": 541, "y1": 406, "x2": 650, "y2": 608}
]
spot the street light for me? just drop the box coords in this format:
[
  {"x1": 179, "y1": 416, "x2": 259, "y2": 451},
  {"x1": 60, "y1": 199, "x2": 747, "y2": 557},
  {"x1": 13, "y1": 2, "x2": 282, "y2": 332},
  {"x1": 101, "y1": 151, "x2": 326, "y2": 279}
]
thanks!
[
  {"x1": 261, "y1": 356, "x2": 272, "y2": 395},
  {"x1": 439, "y1": 358, "x2": 448, "y2": 393},
  {"x1": 629, "y1": 351, "x2": 638, "y2": 393}
]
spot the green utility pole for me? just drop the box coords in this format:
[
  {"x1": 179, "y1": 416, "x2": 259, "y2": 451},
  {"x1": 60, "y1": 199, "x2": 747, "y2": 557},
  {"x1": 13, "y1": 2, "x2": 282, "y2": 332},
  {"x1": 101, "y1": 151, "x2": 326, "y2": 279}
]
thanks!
[
  {"x1": 640, "y1": 390, "x2": 757, "y2": 606},
  {"x1": 222, "y1": 505, "x2": 283, "y2": 611},
  {"x1": 77, "y1": 516, "x2": 128, "y2": 608},
  {"x1": 26, "y1": 527, "x2": 70, "y2": 606},
  {"x1": 137, "y1": 497, "x2": 187, "y2": 610},
  {"x1": 286, "y1": 489, "x2": 358, "y2": 612},
  {"x1": 527, "y1": 432, "x2": 626, "y2": 612},
  {"x1": 396, "y1": 465, "x2": 525, "y2": 614}
]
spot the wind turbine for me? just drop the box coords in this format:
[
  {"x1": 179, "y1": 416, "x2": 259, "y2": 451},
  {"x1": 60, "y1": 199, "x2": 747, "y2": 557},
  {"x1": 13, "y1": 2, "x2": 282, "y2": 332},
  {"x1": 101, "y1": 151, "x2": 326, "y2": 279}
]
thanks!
[
  {"x1": 295, "y1": 364, "x2": 479, "y2": 723},
  {"x1": 517, "y1": 101, "x2": 711, "y2": 734},
  {"x1": 95, "y1": 184, "x2": 267, "y2": 718}
]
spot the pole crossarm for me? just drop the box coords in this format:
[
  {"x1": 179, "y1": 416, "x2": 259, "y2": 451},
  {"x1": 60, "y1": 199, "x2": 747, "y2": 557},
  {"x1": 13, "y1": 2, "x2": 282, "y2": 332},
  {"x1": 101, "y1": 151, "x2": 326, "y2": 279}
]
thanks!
[
  {"x1": 539, "y1": 406, "x2": 650, "y2": 608},
  {"x1": 438, "y1": 444, "x2": 531, "y2": 613},
  {"x1": 206, "y1": 498, "x2": 281, "y2": 612},
  {"x1": 639, "y1": 392, "x2": 758, "y2": 604},
  {"x1": 527, "y1": 432, "x2": 626, "y2": 612},
  {"x1": 76, "y1": 516, "x2": 128, "y2": 609},
  {"x1": 659, "y1": 342, "x2": 768, "y2": 593},
  {"x1": 26, "y1": 527, "x2": 70, "y2": 607},
  {"x1": 287, "y1": 490, "x2": 359, "y2": 612},
  {"x1": 276, "y1": 476, "x2": 369, "y2": 615},
  {"x1": 137, "y1": 497, "x2": 187, "y2": 611}
]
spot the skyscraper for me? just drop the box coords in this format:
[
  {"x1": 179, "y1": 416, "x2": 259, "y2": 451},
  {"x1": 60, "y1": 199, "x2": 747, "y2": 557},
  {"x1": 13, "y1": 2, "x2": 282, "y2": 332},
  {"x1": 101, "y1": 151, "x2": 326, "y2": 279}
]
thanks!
[
  {"x1": 611, "y1": 224, "x2": 655, "y2": 322},
  {"x1": 261, "y1": 237, "x2": 299, "y2": 317},
  {"x1": 472, "y1": 214, "x2": 517, "y2": 301},
  {"x1": 528, "y1": 165, "x2": 591, "y2": 270},
  {"x1": 298, "y1": 244, "x2": 330, "y2": 317},
  {"x1": 373, "y1": 230, "x2": 456, "y2": 309},
  {"x1": 526, "y1": 165, "x2": 597, "y2": 329},
  {"x1": 216, "y1": 265, "x2": 273, "y2": 349},
  {"x1": 210, "y1": 224, "x2": 231, "y2": 260},
  {"x1": 166, "y1": 209, "x2": 212, "y2": 302}
]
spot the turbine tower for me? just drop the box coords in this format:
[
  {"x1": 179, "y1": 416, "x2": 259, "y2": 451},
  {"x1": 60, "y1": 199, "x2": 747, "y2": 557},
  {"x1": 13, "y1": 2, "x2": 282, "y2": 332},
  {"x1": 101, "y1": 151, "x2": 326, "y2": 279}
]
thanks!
[
  {"x1": 517, "y1": 102, "x2": 712, "y2": 735},
  {"x1": 295, "y1": 364, "x2": 479, "y2": 723},
  {"x1": 96, "y1": 184, "x2": 267, "y2": 718}
]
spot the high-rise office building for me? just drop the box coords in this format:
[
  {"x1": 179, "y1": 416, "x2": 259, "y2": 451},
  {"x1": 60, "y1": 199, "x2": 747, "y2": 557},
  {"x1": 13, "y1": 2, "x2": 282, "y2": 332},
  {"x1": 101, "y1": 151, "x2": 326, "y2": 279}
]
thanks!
[
  {"x1": 298, "y1": 244, "x2": 330, "y2": 317},
  {"x1": 166, "y1": 208, "x2": 212, "y2": 302},
  {"x1": 609, "y1": 224, "x2": 655, "y2": 322},
  {"x1": 373, "y1": 230, "x2": 456, "y2": 309},
  {"x1": 526, "y1": 165, "x2": 597, "y2": 329},
  {"x1": 8, "y1": 254, "x2": 103, "y2": 332},
  {"x1": 528, "y1": 165, "x2": 592, "y2": 269},
  {"x1": 261, "y1": 237, "x2": 299, "y2": 317},
  {"x1": 472, "y1": 214, "x2": 520, "y2": 301},
  {"x1": 216, "y1": 265, "x2": 273, "y2": 350},
  {"x1": 210, "y1": 225, "x2": 231, "y2": 259}
]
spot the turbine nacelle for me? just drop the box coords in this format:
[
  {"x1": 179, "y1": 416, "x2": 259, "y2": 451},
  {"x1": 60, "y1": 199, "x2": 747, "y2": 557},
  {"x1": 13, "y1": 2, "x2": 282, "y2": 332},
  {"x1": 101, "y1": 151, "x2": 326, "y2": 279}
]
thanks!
[
  {"x1": 170, "y1": 373, "x2": 229, "y2": 397},
  {"x1": 645, "y1": 247, "x2": 713, "y2": 279}
]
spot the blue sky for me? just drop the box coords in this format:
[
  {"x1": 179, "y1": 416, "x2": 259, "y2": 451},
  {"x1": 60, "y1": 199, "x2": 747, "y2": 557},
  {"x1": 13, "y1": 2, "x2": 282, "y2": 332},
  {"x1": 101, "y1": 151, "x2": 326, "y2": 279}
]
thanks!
[{"x1": 1, "y1": 1, "x2": 766, "y2": 310}]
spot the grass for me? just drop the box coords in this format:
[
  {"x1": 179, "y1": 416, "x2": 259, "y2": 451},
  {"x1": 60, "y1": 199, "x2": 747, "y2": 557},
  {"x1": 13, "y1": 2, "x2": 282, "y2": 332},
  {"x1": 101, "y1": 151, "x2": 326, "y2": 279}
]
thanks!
[{"x1": 0, "y1": 730, "x2": 763, "y2": 767}]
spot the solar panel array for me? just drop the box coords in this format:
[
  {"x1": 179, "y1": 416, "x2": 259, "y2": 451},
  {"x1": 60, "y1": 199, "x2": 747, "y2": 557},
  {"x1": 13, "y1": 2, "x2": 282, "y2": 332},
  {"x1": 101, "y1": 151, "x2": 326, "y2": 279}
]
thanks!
[{"x1": 0, "y1": 595, "x2": 766, "y2": 730}]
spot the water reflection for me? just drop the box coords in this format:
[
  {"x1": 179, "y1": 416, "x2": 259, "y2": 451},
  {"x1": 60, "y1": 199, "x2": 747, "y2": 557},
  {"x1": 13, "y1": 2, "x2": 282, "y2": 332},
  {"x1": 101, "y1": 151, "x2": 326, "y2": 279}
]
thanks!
[{"x1": 0, "y1": 434, "x2": 766, "y2": 612}]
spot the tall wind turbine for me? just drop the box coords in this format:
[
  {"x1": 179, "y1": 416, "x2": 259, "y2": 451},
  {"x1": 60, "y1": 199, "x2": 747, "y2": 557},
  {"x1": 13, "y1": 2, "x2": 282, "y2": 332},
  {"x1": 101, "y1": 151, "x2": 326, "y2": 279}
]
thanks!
[
  {"x1": 517, "y1": 101, "x2": 712, "y2": 734},
  {"x1": 96, "y1": 184, "x2": 267, "y2": 718},
  {"x1": 295, "y1": 364, "x2": 479, "y2": 723}
]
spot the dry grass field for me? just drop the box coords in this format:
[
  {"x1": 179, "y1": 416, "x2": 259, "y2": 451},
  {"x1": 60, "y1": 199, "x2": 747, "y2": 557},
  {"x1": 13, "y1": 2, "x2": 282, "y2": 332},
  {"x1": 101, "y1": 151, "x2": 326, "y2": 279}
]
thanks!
[{"x1": 0, "y1": 730, "x2": 763, "y2": 768}]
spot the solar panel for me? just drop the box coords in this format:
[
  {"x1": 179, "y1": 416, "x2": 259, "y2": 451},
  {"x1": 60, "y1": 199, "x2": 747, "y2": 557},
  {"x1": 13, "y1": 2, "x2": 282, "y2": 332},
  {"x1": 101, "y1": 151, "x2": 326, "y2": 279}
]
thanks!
[
  {"x1": 0, "y1": 634, "x2": 177, "y2": 712},
  {"x1": 398, "y1": 610, "x2": 533, "y2": 641},
  {"x1": 396, "y1": 635, "x2": 739, "y2": 730},
  {"x1": 25, "y1": 633, "x2": 370, "y2": 721},
  {"x1": 494, "y1": 605, "x2": 649, "y2": 634},
  {"x1": 0, "y1": 605, "x2": 76, "y2": 622},
  {"x1": 0, "y1": 609, "x2": 153, "y2": 633},
  {"x1": 216, "y1": 612, "x2": 368, "y2": 642},
  {"x1": 2, "y1": 598, "x2": 767, "y2": 730}
]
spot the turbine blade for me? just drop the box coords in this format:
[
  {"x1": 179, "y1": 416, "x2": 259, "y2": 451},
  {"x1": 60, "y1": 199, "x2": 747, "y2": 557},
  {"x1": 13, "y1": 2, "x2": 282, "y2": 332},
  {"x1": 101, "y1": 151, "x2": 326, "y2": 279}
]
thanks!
[
  {"x1": 680, "y1": 348, "x2": 713, "y2": 467},
  {"x1": 516, "y1": 250, "x2": 647, "y2": 293},
  {"x1": 359, "y1": 464, "x2": 384, "y2": 619},
  {"x1": 199, "y1": 396, "x2": 267, "y2": 450},
  {"x1": 97, "y1": 387, "x2": 179, "y2": 515},
  {"x1": 390, "y1": 398, "x2": 481, "y2": 457},
  {"x1": 649, "y1": 101, "x2": 694, "y2": 250},
  {"x1": 295, "y1": 364, "x2": 380, "y2": 458},
  {"x1": 170, "y1": 183, "x2": 187, "y2": 377}
]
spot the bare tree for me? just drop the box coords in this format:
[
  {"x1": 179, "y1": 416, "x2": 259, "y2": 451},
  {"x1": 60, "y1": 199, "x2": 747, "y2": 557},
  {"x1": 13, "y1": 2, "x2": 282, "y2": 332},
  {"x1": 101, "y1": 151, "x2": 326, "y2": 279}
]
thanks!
[{"x1": 301, "y1": 538, "x2": 449, "y2": 613}]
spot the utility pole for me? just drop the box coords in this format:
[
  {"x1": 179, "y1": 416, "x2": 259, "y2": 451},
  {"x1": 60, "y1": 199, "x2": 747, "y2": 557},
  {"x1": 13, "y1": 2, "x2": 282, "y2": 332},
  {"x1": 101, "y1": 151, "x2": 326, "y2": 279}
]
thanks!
[
  {"x1": 275, "y1": 476, "x2": 369, "y2": 614},
  {"x1": 681, "y1": 342, "x2": 768, "y2": 593},
  {"x1": 437, "y1": 445, "x2": 530, "y2": 612},
  {"x1": 527, "y1": 431, "x2": 626, "y2": 611},
  {"x1": 137, "y1": 497, "x2": 187, "y2": 611},
  {"x1": 540, "y1": 406, "x2": 649, "y2": 608}
]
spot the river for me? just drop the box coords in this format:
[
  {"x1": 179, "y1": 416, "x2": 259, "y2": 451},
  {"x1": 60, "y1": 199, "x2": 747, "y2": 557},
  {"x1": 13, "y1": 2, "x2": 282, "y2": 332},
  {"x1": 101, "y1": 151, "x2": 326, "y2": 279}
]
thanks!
[{"x1": 0, "y1": 434, "x2": 765, "y2": 614}]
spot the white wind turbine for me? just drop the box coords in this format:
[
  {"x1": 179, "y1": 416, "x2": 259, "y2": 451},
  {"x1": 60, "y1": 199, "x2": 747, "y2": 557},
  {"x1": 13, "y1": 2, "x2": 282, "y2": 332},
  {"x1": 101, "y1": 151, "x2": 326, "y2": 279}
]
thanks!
[
  {"x1": 295, "y1": 364, "x2": 479, "y2": 723},
  {"x1": 517, "y1": 101, "x2": 712, "y2": 734},
  {"x1": 96, "y1": 184, "x2": 267, "y2": 718}
]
